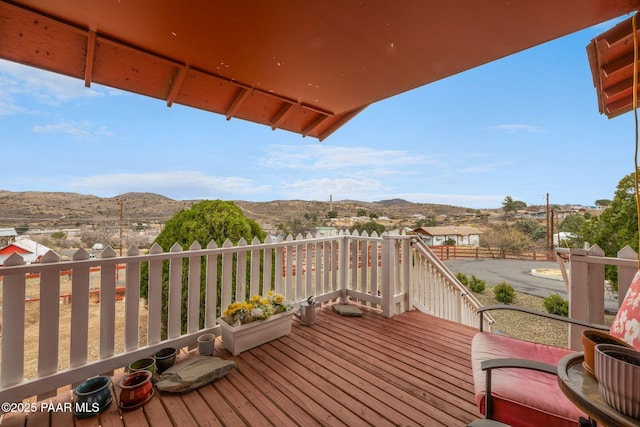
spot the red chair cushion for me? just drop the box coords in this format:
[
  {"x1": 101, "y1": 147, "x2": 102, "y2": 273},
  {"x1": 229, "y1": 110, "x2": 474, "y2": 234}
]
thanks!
[
  {"x1": 609, "y1": 269, "x2": 640, "y2": 351},
  {"x1": 471, "y1": 333, "x2": 585, "y2": 427}
]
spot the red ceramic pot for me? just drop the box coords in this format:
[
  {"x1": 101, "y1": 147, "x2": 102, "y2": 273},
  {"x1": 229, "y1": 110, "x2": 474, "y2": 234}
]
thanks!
[{"x1": 119, "y1": 370, "x2": 153, "y2": 409}]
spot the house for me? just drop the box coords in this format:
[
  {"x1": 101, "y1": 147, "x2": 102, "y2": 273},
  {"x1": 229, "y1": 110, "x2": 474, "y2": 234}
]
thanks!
[
  {"x1": 0, "y1": 237, "x2": 52, "y2": 265},
  {"x1": 314, "y1": 226, "x2": 338, "y2": 237},
  {"x1": 414, "y1": 226, "x2": 482, "y2": 247},
  {"x1": 0, "y1": 227, "x2": 17, "y2": 247}
]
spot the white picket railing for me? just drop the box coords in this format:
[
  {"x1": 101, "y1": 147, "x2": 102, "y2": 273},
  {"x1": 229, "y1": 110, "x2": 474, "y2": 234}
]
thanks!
[
  {"x1": 410, "y1": 238, "x2": 489, "y2": 329},
  {"x1": 0, "y1": 230, "x2": 482, "y2": 404}
]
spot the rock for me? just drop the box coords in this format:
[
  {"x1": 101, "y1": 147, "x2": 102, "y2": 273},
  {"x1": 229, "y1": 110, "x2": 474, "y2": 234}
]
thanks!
[{"x1": 155, "y1": 356, "x2": 235, "y2": 393}]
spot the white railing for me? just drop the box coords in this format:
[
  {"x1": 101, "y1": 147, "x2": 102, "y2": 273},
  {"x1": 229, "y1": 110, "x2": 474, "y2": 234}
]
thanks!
[
  {"x1": 557, "y1": 245, "x2": 638, "y2": 349},
  {"x1": 0, "y1": 230, "x2": 485, "y2": 403},
  {"x1": 409, "y1": 238, "x2": 490, "y2": 329}
]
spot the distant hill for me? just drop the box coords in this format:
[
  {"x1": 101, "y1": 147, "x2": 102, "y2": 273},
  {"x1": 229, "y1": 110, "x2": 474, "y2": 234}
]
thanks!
[
  {"x1": 0, "y1": 190, "x2": 480, "y2": 228},
  {"x1": 375, "y1": 198, "x2": 413, "y2": 205}
]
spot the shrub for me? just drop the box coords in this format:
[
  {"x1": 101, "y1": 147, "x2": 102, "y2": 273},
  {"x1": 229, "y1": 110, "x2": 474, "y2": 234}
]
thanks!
[
  {"x1": 468, "y1": 275, "x2": 486, "y2": 293},
  {"x1": 544, "y1": 293, "x2": 569, "y2": 317},
  {"x1": 456, "y1": 272, "x2": 469, "y2": 286},
  {"x1": 494, "y1": 281, "x2": 515, "y2": 304}
]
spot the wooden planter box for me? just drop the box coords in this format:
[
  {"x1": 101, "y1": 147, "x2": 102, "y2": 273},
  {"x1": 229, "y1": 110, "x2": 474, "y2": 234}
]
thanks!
[{"x1": 218, "y1": 311, "x2": 293, "y2": 356}]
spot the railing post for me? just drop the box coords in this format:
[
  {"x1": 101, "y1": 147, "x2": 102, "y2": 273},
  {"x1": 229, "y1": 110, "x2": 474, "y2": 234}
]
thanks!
[
  {"x1": 401, "y1": 236, "x2": 412, "y2": 312},
  {"x1": 617, "y1": 246, "x2": 638, "y2": 300},
  {"x1": 568, "y1": 245, "x2": 605, "y2": 350},
  {"x1": 1, "y1": 253, "x2": 26, "y2": 389},
  {"x1": 125, "y1": 246, "x2": 141, "y2": 352},
  {"x1": 338, "y1": 232, "x2": 349, "y2": 303},
  {"x1": 381, "y1": 235, "x2": 395, "y2": 317}
]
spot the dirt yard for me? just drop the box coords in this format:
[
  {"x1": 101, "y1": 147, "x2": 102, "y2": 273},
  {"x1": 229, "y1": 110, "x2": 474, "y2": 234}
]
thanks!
[{"x1": 0, "y1": 276, "x2": 148, "y2": 380}]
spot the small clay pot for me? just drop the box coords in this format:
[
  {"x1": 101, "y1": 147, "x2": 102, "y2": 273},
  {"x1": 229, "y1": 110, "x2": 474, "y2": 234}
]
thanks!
[
  {"x1": 581, "y1": 330, "x2": 633, "y2": 377},
  {"x1": 128, "y1": 357, "x2": 156, "y2": 374},
  {"x1": 73, "y1": 376, "x2": 112, "y2": 418},
  {"x1": 118, "y1": 370, "x2": 153, "y2": 410},
  {"x1": 197, "y1": 333, "x2": 216, "y2": 356},
  {"x1": 154, "y1": 347, "x2": 177, "y2": 373}
]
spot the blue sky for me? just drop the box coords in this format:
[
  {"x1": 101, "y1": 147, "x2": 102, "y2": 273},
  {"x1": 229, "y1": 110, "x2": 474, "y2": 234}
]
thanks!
[{"x1": 1, "y1": 17, "x2": 637, "y2": 209}]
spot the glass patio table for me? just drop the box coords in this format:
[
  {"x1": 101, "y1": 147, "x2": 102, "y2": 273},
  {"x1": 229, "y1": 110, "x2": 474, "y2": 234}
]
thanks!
[{"x1": 557, "y1": 352, "x2": 639, "y2": 427}]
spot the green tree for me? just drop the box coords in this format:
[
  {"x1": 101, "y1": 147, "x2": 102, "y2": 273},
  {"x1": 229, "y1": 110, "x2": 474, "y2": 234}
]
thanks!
[
  {"x1": 581, "y1": 172, "x2": 638, "y2": 255},
  {"x1": 559, "y1": 213, "x2": 586, "y2": 247},
  {"x1": 514, "y1": 219, "x2": 546, "y2": 241},
  {"x1": 350, "y1": 221, "x2": 385, "y2": 235},
  {"x1": 581, "y1": 172, "x2": 639, "y2": 289},
  {"x1": 141, "y1": 200, "x2": 265, "y2": 337},
  {"x1": 595, "y1": 199, "x2": 611, "y2": 208},
  {"x1": 480, "y1": 224, "x2": 531, "y2": 258},
  {"x1": 502, "y1": 196, "x2": 527, "y2": 219}
]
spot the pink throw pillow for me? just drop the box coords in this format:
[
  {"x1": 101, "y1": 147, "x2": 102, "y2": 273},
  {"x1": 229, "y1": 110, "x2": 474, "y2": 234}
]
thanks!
[{"x1": 609, "y1": 269, "x2": 640, "y2": 351}]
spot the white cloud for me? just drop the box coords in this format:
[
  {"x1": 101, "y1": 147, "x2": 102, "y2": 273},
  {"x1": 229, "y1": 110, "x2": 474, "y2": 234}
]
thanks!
[
  {"x1": 493, "y1": 124, "x2": 544, "y2": 134},
  {"x1": 460, "y1": 162, "x2": 509, "y2": 173},
  {"x1": 261, "y1": 144, "x2": 440, "y2": 172},
  {"x1": 0, "y1": 59, "x2": 106, "y2": 108},
  {"x1": 279, "y1": 177, "x2": 388, "y2": 201},
  {"x1": 32, "y1": 121, "x2": 114, "y2": 138},
  {"x1": 69, "y1": 171, "x2": 268, "y2": 199}
]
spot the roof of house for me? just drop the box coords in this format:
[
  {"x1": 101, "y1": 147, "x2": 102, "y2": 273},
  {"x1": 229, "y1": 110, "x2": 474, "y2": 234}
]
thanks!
[
  {"x1": 2, "y1": 1, "x2": 638, "y2": 140},
  {"x1": 414, "y1": 226, "x2": 482, "y2": 237},
  {"x1": 0, "y1": 238, "x2": 51, "y2": 256},
  {"x1": 587, "y1": 15, "x2": 640, "y2": 118},
  {"x1": 0, "y1": 228, "x2": 17, "y2": 237}
]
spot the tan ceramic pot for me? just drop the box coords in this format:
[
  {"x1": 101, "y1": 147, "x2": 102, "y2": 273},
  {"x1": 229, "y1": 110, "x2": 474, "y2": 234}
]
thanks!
[{"x1": 595, "y1": 344, "x2": 640, "y2": 419}]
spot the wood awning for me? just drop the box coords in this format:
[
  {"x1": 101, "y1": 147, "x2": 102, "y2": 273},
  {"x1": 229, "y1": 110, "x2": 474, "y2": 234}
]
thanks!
[
  {"x1": 588, "y1": 14, "x2": 640, "y2": 119},
  {"x1": 2, "y1": 1, "x2": 639, "y2": 140}
]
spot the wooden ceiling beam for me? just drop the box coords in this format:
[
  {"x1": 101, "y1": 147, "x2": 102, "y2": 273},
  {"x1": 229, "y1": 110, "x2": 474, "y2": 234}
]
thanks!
[
  {"x1": 84, "y1": 30, "x2": 96, "y2": 87},
  {"x1": 226, "y1": 87, "x2": 250, "y2": 120},
  {"x1": 270, "y1": 103, "x2": 295, "y2": 130},
  {"x1": 302, "y1": 114, "x2": 329, "y2": 137},
  {"x1": 166, "y1": 65, "x2": 189, "y2": 107}
]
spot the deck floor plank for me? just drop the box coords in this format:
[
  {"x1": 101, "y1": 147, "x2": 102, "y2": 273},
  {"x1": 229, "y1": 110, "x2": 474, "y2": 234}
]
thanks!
[
  {"x1": 298, "y1": 310, "x2": 473, "y2": 425},
  {"x1": 176, "y1": 390, "x2": 219, "y2": 427},
  {"x1": 139, "y1": 395, "x2": 171, "y2": 427},
  {"x1": 197, "y1": 379, "x2": 246, "y2": 426},
  {"x1": 24, "y1": 409, "x2": 47, "y2": 427},
  {"x1": 3, "y1": 305, "x2": 482, "y2": 427},
  {"x1": 277, "y1": 331, "x2": 428, "y2": 426},
  {"x1": 219, "y1": 364, "x2": 299, "y2": 427},
  {"x1": 311, "y1": 309, "x2": 478, "y2": 422}
]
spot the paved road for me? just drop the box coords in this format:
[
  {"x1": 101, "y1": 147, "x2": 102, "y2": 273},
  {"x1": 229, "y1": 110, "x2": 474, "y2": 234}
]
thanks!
[
  {"x1": 443, "y1": 258, "x2": 618, "y2": 312},
  {"x1": 443, "y1": 259, "x2": 566, "y2": 298}
]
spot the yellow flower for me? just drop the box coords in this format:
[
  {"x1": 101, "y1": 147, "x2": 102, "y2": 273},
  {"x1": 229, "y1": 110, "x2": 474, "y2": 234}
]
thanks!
[{"x1": 273, "y1": 294, "x2": 285, "y2": 304}]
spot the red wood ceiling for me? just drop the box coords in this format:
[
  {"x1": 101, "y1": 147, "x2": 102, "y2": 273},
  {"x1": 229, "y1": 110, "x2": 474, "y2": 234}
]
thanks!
[{"x1": 2, "y1": 1, "x2": 639, "y2": 139}]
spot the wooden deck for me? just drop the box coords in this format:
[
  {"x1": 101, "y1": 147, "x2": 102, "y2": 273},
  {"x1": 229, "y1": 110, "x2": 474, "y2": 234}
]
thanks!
[{"x1": 1, "y1": 305, "x2": 481, "y2": 426}]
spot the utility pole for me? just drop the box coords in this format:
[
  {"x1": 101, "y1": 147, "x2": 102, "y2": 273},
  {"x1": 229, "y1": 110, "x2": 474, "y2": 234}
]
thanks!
[
  {"x1": 119, "y1": 198, "x2": 123, "y2": 256},
  {"x1": 546, "y1": 193, "x2": 551, "y2": 260}
]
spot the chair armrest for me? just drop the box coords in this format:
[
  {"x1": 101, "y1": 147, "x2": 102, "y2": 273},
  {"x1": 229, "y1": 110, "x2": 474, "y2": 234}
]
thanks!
[
  {"x1": 481, "y1": 357, "x2": 557, "y2": 375},
  {"x1": 477, "y1": 305, "x2": 609, "y2": 332},
  {"x1": 480, "y1": 357, "x2": 557, "y2": 420}
]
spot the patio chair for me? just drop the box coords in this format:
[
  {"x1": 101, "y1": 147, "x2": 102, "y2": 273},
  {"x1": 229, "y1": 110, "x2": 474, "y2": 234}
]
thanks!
[{"x1": 469, "y1": 270, "x2": 640, "y2": 427}]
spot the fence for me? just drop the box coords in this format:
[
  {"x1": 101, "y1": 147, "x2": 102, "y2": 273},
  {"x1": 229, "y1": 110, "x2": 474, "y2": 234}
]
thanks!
[
  {"x1": 428, "y1": 245, "x2": 553, "y2": 261},
  {"x1": 0, "y1": 230, "x2": 490, "y2": 404}
]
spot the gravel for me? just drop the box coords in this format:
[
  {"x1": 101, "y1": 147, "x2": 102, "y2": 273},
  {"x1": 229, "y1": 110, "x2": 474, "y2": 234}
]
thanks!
[{"x1": 445, "y1": 259, "x2": 615, "y2": 347}]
